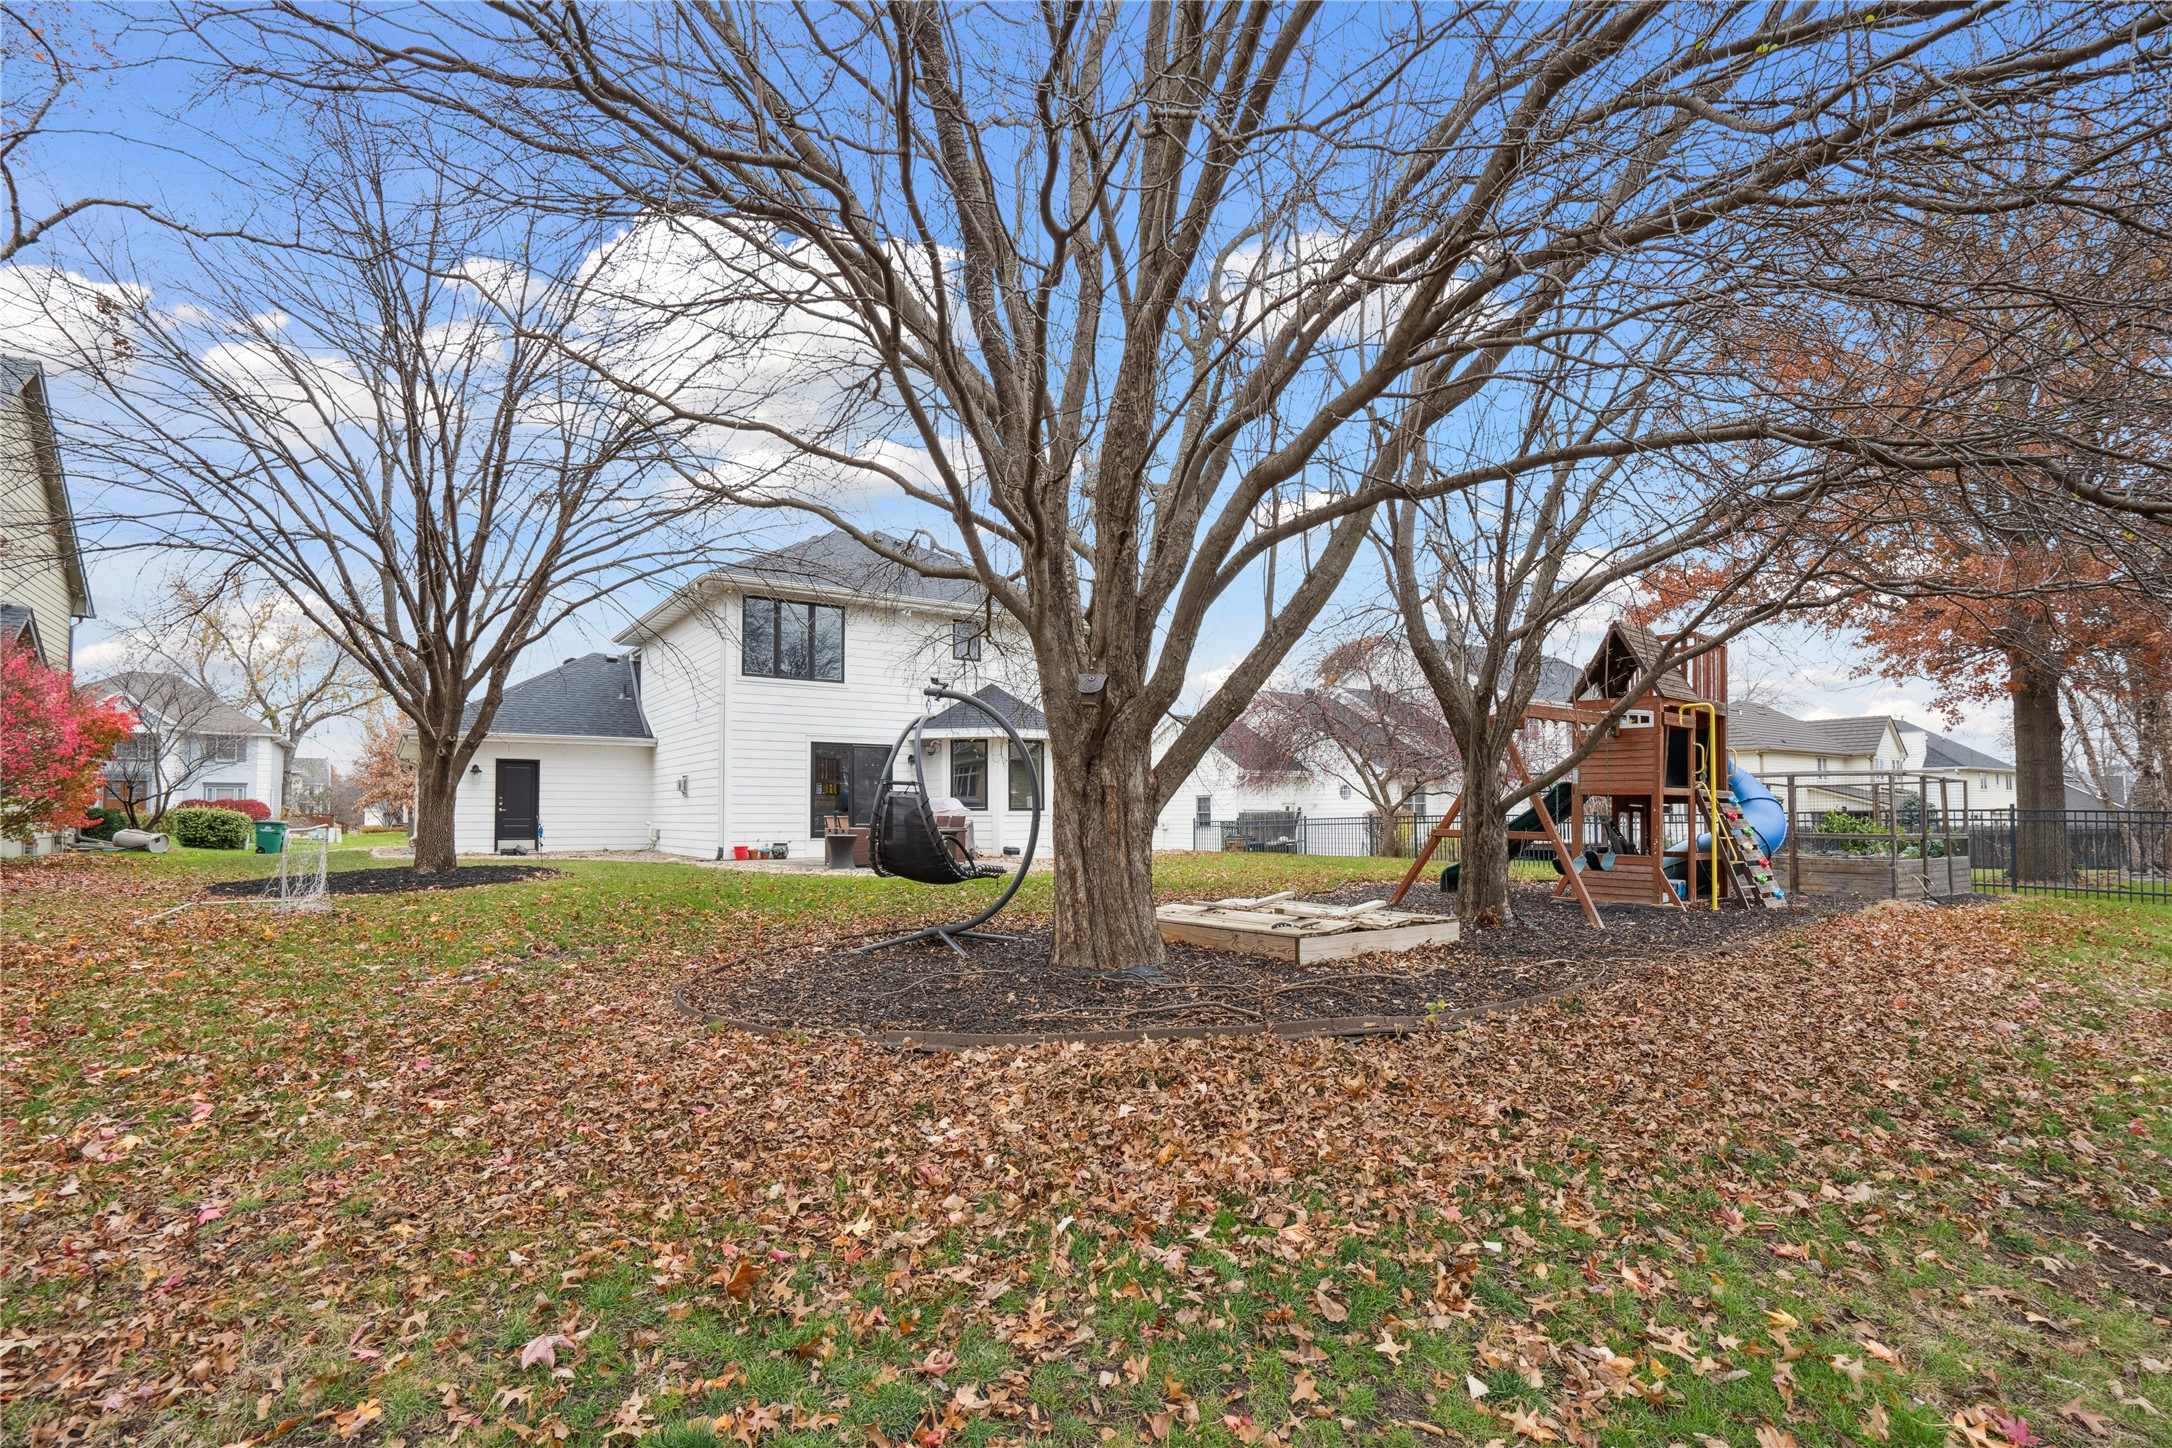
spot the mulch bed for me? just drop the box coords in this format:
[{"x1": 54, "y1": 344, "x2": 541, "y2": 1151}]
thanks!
[
  {"x1": 678, "y1": 882, "x2": 1823, "y2": 1043},
  {"x1": 204, "y1": 864, "x2": 559, "y2": 898}
]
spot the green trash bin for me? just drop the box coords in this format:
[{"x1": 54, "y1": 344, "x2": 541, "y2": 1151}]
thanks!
[{"x1": 254, "y1": 820, "x2": 289, "y2": 855}]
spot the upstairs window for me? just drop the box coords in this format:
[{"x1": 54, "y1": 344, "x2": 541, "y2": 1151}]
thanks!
[
  {"x1": 743, "y1": 596, "x2": 844, "y2": 681},
  {"x1": 952, "y1": 619, "x2": 983, "y2": 661},
  {"x1": 197, "y1": 733, "x2": 247, "y2": 764}
]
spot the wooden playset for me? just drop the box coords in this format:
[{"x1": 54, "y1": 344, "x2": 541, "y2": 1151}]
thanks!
[{"x1": 1387, "y1": 622, "x2": 1788, "y2": 921}]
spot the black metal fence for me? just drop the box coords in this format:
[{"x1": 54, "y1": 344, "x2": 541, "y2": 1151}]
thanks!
[{"x1": 1963, "y1": 808, "x2": 2172, "y2": 901}]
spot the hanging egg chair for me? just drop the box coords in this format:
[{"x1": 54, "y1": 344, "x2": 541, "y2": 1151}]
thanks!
[{"x1": 857, "y1": 681, "x2": 1043, "y2": 955}]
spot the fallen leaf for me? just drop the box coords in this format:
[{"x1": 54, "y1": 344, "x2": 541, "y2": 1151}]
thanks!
[
  {"x1": 517, "y1": 1333, "x2": 575, "y2": 1371},
  {"x1": 1313, "y1": 1280, "x2": 1348, "y2": 1323},
  {"x1": 1466, "y1": 1374, "x2": 1490, "y2": 1400}
]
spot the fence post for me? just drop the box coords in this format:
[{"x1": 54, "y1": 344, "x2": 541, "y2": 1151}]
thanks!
[
  {"x1": 2008, "y1": 805, "x2": 2018, "y2": 893},
  {"x1": 1786, "y1": 774, "x2": 1799, "y2": 897}
]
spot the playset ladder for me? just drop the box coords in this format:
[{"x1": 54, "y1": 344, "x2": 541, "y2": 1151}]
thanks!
[{"x1": 1696, "y1": 782, "x2": 1789, "y2": 910}]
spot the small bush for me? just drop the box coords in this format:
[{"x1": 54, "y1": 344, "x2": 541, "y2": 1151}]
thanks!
[
  {"x1": 80, "y1": 807, "x2": 123, "y2": 841},
  {"x1": 177, "y1": 796, "x2": 272, "y2": 821},
  {"x1": 164, "y1": 806, "x2": 255, "y2": 850}
]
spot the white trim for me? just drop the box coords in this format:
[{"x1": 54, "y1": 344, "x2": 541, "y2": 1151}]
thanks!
[
  {"x1": 615, "y1": 571, "x2": 975, "y2": 644},
  {"x1": 474, "y1": 732, "x2": 654, "y2": 747}
]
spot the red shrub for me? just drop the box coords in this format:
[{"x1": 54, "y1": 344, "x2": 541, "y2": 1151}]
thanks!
[{"x1": 176, "y1": 797, "x2": 272, "y2": 821}]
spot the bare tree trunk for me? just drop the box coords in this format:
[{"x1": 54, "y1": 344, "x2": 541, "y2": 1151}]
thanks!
[
  {"x1": 1456, "y1": 743, "x2": 1513, "y2": 927},
  {"x1": 2010, "y1": 648, "x2": 2070, "y2": 882},
  {"x1": 1047, "y1": 740, "x2": 1163, "y2": 970},
  {"x1": 412, "y1": 747, "x2": 461, "y2": 873}
]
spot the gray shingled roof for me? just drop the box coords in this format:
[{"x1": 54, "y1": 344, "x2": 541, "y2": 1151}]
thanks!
[
  {"x1": 465, "y1": 653, "x2": 651, "y2": 739},
  {"x1": 716, "y1": 530, "x2": 981, "y2": 606},
  {"x1": 1531, "y1": 655, "x2": 1583, "y2": 704},
  {"x1": 920, "y1": 683, "x2": 1045, "y2": 737},
  {"x1": 1908, "y1": 727, "x2": 2012, "y2": 773},
  {"x1": 82, "y1": 670, "x2": 269, "y2": 736},
  {"x1": 0, "y1": 602, "x2": 39, "y2": 656},
  {"x1": 1727, "y1": 701, "x2": 1898, "y2": 756}
]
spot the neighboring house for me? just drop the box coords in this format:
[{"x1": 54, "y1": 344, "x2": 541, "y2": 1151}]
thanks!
[
  {"x1": 1896, "y1": 723, "x2": 2016, "y2": 810},
  {"x1": 83, "y1": 670, "x2": 288, "y2": 817},
  {"x1": 1149, "y1": 715, "x2": 1353, "y2": 851},
  {"x1": 1726, "y1": 701, "x2": 1910, "y2": 778},
  {"x1": 289, "y1": 756, "x2": 336, "y2": 816},
  {"x1": 0, "y1": 355, "x2": 93, "y2": 669}
]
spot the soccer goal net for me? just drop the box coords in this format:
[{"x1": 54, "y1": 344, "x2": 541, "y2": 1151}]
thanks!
[{"x1": 263, "y1": 825, "x2": 333, "y2": 912}]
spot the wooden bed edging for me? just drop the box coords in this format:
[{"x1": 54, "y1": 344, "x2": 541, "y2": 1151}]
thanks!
[{"x1": 670, "y1": 975, "x2": 1607, "y2": 1052}]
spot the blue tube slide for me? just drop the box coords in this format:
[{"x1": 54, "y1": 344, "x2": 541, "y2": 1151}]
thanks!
[
  {"x1": 1684, "y1": 761, "x2": 1790, "y2": 856},
  {"x1": 1728, "y1": 761, "x2": 1788, "y2": 855}
]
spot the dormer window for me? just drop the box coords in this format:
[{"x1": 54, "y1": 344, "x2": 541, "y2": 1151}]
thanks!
[{"x1": 742, "y1": 596, "x2": 844, "y2": 681}]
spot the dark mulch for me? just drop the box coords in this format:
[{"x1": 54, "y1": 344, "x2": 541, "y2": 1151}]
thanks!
[
  {"x1": 204, "y1": 864, "x2": 559, "y2": 898},
  {"x1": 1305, "y1": 878, "x2": 1829, "y2": 964},
  {"x1": 680, "y1": 882, "x2": 1822, "y2": 1039}
]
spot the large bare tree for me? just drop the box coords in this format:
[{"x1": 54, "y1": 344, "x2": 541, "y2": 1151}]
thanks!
[
  {"x1": 55, "y1": 114, "x2": 722, "y2": 869},
  {"x1": 224, "y1": 2, "x2": 2172, "y2": 962}
]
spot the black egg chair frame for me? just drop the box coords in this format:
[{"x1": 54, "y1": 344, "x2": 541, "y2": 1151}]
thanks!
[{"x1": 857, "y1": 680, "x2": 1043, "y2": 956}]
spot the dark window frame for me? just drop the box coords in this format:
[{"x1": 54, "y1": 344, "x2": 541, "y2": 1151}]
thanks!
[
  {"x1": 742, "y1": 595, "x2": 845, "y2": 682},
  {"x1": 949, "y1": 738, "x2": 988, "y2": 809}
]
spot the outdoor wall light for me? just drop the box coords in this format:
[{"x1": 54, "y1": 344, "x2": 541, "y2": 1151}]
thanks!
[{"x1": 469, "y1": 764, "x2": 482, "y2": 777}]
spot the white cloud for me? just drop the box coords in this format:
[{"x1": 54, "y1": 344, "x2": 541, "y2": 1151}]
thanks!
[{"x1": 0, "y1": 264, "x2": 147, "y2": 367}]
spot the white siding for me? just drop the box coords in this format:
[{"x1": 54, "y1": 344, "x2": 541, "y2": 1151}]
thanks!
[
  {"x1": 716, "y1": 589, "x2": 1028, "y2": 856},
  {"x1": 638, "y1": 612, "x2": 728, "y2": 858},
  {"x1": 1151, "y1": 742, "x2": 1350, "y2": 850},
  {"x1": 0, "y1": 384, "x2": 75, "y2": 668},
  {"x1": 451, "y1": 738, "x2": 657, "y2": 855}
]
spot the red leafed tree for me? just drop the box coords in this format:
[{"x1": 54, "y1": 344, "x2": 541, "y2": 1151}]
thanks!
[
  {"x1": 0, "y1": 643, "x2": 135, "y2": 841},
  {"x1": 1231, "y1": 636, "x2": 1460, "y2": 848}
]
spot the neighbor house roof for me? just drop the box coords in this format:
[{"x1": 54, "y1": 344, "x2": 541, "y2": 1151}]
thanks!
[
  {"x1": 0, "y1": 602, "x2": 40, "y2": 655},
  {"x1": 1903, "y1": 725, "x2": 2012, "y2": 773},
  {"x1": 1, "y1": 354, "x2": 93, "y2": 620},
  {"x1": 83, "y1": 670, "x2": 270, "y2": 736},
  {"x1": 464, "y1": 653, "x2": 651, "y2": 740},
  {"x1": 918, "y1": 682, "x2": 1046, "y2": 739},
  {"x1": 1727, "y1": 702, "x2": 1902, "y2": 760},
  {"x1": 616, "y1": 530, "x2": 982, "y2": 644},
  {"x1": 1530, "y1": 655, "x2": 1583, "y2": 705}
]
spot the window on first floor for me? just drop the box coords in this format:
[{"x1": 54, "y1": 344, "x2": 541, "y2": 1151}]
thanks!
[
  {"x1": 949, "y1": 739, "x2": 987, "y2": 809},
  {"x1": 1007, "y1": 741, "x2": 1044, "y2": 811},
  {"x1": 743, "y1": 596, "x2": 845, "y2": 681},
  {"x1": 1195, "y1": 795, "x2": 1213, "y2": 825},
  {"x1": 204, "y1": 784, "x2": 247, "y2": 801}
]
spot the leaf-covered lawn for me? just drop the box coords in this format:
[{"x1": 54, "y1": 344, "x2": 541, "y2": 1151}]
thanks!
[{"x1": 3, "y1": 851, "x2": 2168, "y2": 1448}]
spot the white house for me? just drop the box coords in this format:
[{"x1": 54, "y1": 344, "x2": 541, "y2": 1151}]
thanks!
[
  {"x1": 84, "y1": 671, "x2": 289, "y2": 817},
  {"x1": 446, "y1": 530, "x2": 1345, "y2": 860},
  {"x1": 0, "y1": 355, "x2": 94, "y2": 670}
]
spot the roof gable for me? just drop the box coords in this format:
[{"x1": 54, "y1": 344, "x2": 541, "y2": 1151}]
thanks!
[
  {"x1": 466, "y1": 653, "x2": 652, "y2": 739},
  {"x1": 1574, "y1": 620, "x2": 1702, "y2": 703},
  {"x1": 82, "y1": 671, "x2": 271, "y2": 736},
  {"x1": 921, "y1": 683, "x2": 1045, "y2": 737},
  {"x1": 618, "y1": 530, "x2": 982, "y2": 644}
]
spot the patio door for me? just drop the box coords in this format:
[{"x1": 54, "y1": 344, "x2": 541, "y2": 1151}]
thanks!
[
  {"x1": 495, "y1": 759, "x2": 540, "y2": 852},
  {"x1": 811, "y1": 743, "x2": 894, "y2": 835}
]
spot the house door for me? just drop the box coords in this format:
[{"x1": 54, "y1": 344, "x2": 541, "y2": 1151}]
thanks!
[{"x1": 495, "y1": 760, "x2": 540, "y2": 851}]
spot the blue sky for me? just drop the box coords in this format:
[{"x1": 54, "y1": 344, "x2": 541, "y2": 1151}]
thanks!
[{"x1": 5, "y1": 14, "x2": 2023, "y2": 771}]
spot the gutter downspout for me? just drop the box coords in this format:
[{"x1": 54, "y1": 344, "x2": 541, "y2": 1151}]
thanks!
[{"x1": 716, "y1": 602, "x2": 733, "y2": 859}]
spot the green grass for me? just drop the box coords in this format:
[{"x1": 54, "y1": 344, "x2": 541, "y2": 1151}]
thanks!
[{"x1": 4, "y1": 853, "x2": 2168, "y2": 1448}]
